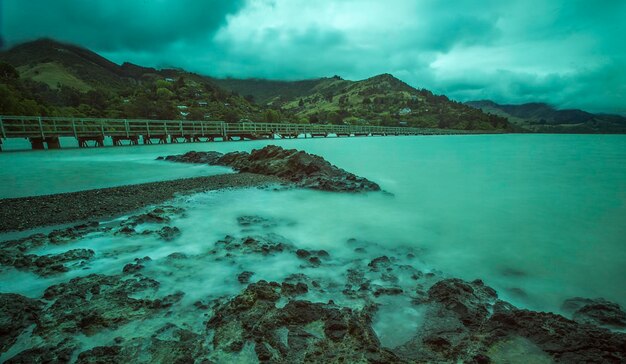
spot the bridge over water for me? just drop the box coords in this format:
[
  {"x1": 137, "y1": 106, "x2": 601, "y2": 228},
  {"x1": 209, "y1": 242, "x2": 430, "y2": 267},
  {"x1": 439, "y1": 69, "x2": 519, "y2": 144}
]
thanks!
[{"x1": 0, "y1": 116, "x2": 490, "y2": 151}]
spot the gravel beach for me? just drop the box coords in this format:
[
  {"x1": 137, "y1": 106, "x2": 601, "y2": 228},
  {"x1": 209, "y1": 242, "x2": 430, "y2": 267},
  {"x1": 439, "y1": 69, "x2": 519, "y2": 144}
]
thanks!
[{"x1": 0, "y1": 173, "x2": 286, "y2": 232}]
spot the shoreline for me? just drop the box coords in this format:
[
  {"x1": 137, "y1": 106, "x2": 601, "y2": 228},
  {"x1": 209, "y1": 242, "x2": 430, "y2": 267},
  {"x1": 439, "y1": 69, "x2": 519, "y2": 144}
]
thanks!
[{"x1": 0, "y1": 173, "x2": 286, "y2": 233}]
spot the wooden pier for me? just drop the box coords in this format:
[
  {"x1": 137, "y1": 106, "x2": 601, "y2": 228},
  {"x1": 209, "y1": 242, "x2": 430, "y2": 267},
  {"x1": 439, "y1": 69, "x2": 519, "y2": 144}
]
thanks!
[{"x1": 0, "y1": 116, "x2": 487, "y2": 151}]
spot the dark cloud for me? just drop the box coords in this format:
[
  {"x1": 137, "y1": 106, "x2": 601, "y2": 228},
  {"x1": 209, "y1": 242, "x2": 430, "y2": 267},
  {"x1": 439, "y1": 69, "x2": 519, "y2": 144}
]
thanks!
[
  {"x1": 2, "y1": 0, "x2": 625, "y2": 113},
  {"x1": 3, "y1": 0, "x2": 245, "y2": 51}
]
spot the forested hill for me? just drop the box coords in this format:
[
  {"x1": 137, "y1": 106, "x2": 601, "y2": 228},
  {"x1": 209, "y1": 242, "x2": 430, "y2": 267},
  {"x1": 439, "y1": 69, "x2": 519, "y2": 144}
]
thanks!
[
  {"x1": 0, "y1": 38, "x2": 510, "y2": 131},
  {"x1": 213, "y1": 74, "x2": 510, "y2": 130}
]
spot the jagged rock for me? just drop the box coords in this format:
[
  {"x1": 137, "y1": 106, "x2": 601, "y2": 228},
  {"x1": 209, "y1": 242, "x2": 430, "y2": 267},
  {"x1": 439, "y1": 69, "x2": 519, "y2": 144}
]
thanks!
[
  {"x1": 395, "y1": 278, "x2": 626, "y2": 363},
  {"x1": 38, "y1": 273, "x2": 180, "y2": 337},
  {"x1": 1, "y1": 248, "x2": 95, "y2": 277},
  {"x1": 215, "y1": 235, "x2": 290, "y2": 256},
  {"x1": 484, "y1": 309, "x2": 626, "y2": 363},
  {"x1": 122, "y1": 256, "x2": 152, "y2": 274},
  {"x1": 368, "y1": 256, "x2": 391, "y2": 270},
  {"x1": 74, "y1": 323, "x2": 207, "y2": 363},
  {"x1": 157, "y1": 226, "x2": 181, "y2": 241},
  {"x1": 562, "y1": 297, "x2": 626, "y2": 329},
  {"x1": 206, "y1": 281, "x2": 400, "y2": 363},
  {"x1": 0, "y1": 294, "x2": 43, "y2": 354},
  {"x1": 161, "y1": 145, "x2": 381, "y2": 192},
  {"x1": 4, "y1": 339, "x2": 76, "y2": 364},
  {"x1": 238, "y1": 271, "x2": 255, "y2": 284},
  {"x1": 164, "y1": 151, "x2": 223, "y2": 164}
]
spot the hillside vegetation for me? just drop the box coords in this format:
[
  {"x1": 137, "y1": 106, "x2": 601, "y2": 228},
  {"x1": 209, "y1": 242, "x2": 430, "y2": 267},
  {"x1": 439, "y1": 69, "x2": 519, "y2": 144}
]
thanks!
[
  {"x1": 214, "y1": 74, "x2": 510, "y2": 130},
  {"x1": 0, "y1": 38, "x2": 510, "y2": 131}
]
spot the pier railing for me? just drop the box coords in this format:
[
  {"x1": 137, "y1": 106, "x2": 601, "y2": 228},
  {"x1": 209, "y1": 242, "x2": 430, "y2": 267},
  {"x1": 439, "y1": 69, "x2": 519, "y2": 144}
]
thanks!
[{"x1": 0, "y1": 115, "x2": 491, "y2": 150}]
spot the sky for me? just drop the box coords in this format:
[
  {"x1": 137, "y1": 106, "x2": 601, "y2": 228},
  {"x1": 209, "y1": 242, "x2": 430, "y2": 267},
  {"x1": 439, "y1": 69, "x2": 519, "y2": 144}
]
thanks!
[{"x1": 1, "y1": 0, "x2": 625, "y2": 114}]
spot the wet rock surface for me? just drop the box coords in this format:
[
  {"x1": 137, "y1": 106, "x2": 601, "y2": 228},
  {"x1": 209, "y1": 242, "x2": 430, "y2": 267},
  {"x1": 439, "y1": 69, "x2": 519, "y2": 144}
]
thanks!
[
  {"x1": 162, "y1": 145, "x2": 381, "y2": 192},
  {"x1": 1, "y1": 209, "x2": 625, "y2": 363},
  {"x1": 0, "y1": 294, "x2": 43, "y2": 354},
  {"x1": 207, "y1": 281, "x2": 400, "y2": 363}
]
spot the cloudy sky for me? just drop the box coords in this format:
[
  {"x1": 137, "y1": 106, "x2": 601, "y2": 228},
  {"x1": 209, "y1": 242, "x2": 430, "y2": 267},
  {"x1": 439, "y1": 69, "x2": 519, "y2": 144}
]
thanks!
[{"x1": 2, "y1": 0, "x2": 625, "y2": 114}]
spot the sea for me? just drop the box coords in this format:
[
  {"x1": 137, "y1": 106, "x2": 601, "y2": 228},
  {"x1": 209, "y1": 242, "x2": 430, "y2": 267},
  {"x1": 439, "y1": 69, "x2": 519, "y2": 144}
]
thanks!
[{"x1": 0, "y1": 134, "x2": 625, "y2": 355}]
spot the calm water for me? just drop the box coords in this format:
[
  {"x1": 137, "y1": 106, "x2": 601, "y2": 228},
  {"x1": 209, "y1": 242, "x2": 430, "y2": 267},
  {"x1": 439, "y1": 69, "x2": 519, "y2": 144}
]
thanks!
[{"x1": 1, "y1": 134, "x2": 625, "y2": 313}]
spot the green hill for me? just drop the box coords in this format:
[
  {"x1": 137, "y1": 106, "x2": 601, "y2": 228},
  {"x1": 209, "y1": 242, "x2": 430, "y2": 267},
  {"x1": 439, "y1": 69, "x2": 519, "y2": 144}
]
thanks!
[
  {"x1": 214, "y1": 74, "x2": 510, "y2": 130},
  {"x1": 0, "y1": 38, "x2": 509, "y2": 131},
  {"x1": 0, "y1": 39, "x2": 261, "y2": 121}
]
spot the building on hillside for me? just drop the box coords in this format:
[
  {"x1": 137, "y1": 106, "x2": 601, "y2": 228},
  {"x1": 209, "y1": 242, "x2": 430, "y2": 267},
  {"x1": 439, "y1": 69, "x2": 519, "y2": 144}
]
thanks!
[{"x1": 399, "y1": 107, "x2": 412, "y2": 115}]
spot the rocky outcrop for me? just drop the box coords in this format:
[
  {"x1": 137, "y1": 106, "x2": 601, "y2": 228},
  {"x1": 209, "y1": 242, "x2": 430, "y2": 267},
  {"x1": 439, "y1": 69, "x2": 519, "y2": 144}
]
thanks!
[
  {"x1": 161, "y1": 145, "x2": 381, "y2": 192},
  {"x1": 207, "y1": 280, "x2": 401, "y2": 363},
  {"x1": 38, "y1": 273, "x2": 183, "y2": 337},
  {"x1": 395, "y1": 278, "x2": 626, "y2": 363},
  {"x1": 0, "y1": 294, "x2": 43, "y2": 354},
  {"x1": 0, "y1": 222, "x2": 102, "y2": 277}
]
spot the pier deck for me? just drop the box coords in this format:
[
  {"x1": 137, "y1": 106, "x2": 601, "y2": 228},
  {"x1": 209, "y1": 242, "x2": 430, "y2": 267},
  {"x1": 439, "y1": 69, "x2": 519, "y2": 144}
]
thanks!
[{"x1": 0, "y1": 116, "x2": 488, "y2": 150}]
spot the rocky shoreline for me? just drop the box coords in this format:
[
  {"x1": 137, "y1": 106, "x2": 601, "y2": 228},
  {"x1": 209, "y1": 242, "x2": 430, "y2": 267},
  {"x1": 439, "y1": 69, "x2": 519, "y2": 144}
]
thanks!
[
  {"x1": 1, "y1": 205, "x2": 625, "y2": 363},
  {"x1": 0, "y1": 173, "x2": 286, "y2": 233}
]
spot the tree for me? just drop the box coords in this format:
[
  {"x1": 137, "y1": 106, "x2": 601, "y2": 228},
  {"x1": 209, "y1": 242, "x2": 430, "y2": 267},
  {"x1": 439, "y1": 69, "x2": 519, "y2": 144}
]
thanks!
[
  {"x1": 223, "y1": 109, "x2": 239, "y2": 123},
  {"x1": 298, "y1": 98, "x2": 305, "y2": 107},
  {"x1": 264, "y1": 109, "x2": 281, "y2": 123},
  {"x1": 156, "y1": 87, "x2": 174, "y2": 100},
  {"x1": 309, "y1": 114, "x2": 320, "y2": 124},
  {"x1": 0, "y1": 62, "x2": 19, "y2": 82}
]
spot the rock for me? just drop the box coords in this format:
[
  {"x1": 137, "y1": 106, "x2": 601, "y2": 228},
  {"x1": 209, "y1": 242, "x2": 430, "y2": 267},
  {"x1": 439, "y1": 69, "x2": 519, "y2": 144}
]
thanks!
[
  {"x1": 75, "y1": 323, "x2": 207, "y2": 363},
  {"x1": 163, "y1": 151, "x2": 223, "y2": 164},
  {"x1": 161, "y1": 145, "x2": 381, "y2": 193},
  {"x1": 427, "y1": 278, "x2": 498, "y2": 328},
  {"x1": 395, "y1": 278, "x2": 626, "y2": 363},
  {"x1": 4, "y1": 339, "x2": 75, "y2": 364},
  {"x1": 373, "y1": 287, "x2": 404, "y2": 297},
  {"x1": 0, "y1": 294, "x2": 43, "y2": 354},
  {"x1": 38, "y1": 273, "x2": 178, "y2": 337},
  {"x1": 238, "y1": 271, "x2": 255, "y2": 284},
  {"x1": 157, "y1": 226, "x2": 181, "y2": 241},
  {"x1": 562, "y1": 297, "x2": 626, "y2": 329},
  {"x1": 485, "y1": 309, "x2": 626, "y2": 363},
  {"x1": 122, "y1": 257, "x2": 151, "y2": 274},
  {"x1": 206, "y1": 280, "x2": 400, "y2": 363},
  {"x1": 368, "y1": 256, "x2": 391, "y2": 270},
  {"x1": 216, "y1": 235, "x2": 290, "y2": 256},
  {"x1": 281, "y1": 282, "x2": 309, "y2": 296},
  {"x1": 1, "y1": 248, "x2": 95, "y2": 277}
]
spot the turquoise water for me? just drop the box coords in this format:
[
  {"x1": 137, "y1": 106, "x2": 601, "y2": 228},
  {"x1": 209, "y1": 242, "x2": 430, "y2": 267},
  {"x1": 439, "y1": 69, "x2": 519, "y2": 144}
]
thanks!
[{"x1": 1, "y1": 134, "x2": 625, "y2": 313}]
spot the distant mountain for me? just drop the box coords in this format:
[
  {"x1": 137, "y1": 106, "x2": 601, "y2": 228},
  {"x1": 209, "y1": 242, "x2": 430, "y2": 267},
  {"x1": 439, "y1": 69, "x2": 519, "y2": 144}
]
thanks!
[
  {"x1": 214, "y1": 74, "x2": 510, "y2": 130},
  {"x1": 466, "y1": 100, "x2": 626, "y2": 133}
]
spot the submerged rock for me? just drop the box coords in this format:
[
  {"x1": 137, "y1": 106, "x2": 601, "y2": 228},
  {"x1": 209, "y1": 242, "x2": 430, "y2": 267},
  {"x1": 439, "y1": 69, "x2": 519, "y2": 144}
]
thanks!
[
  {"x1": 161, "y1": 145, "x2": 381, "y2": 193},
  {"x1": 562, "y1": 297, "x2": 626, "y2": 329}
]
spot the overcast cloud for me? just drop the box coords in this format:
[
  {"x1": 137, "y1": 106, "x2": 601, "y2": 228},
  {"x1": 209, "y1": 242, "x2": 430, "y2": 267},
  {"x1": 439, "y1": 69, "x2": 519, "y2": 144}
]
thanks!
[{"x1": 2, "y1": 0, "x2": 624, "y2": 114}]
